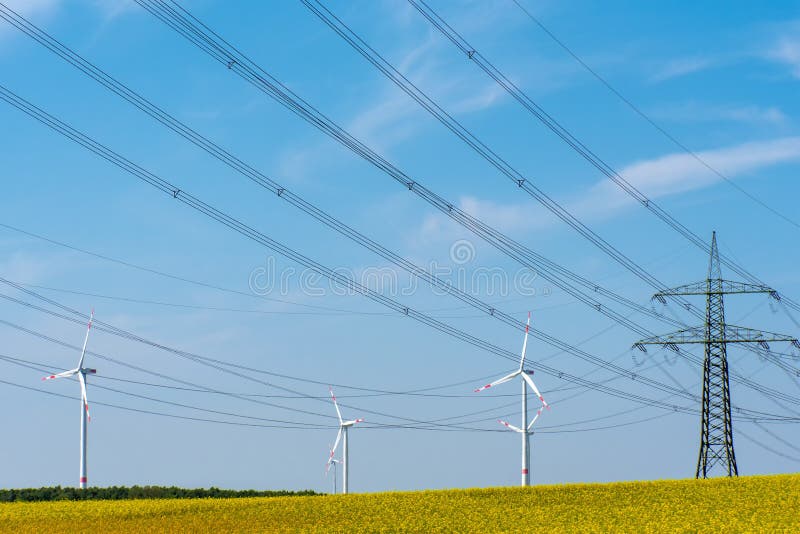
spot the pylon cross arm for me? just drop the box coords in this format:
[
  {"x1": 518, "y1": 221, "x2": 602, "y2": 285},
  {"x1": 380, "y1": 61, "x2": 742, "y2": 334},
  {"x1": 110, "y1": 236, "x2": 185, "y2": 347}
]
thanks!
[
  {"x1": 652, "y1": 280, "x2": 778, "y2": 299},
  {"x1": 633, "y1": 325, "x2": 798, "y2": 351}
]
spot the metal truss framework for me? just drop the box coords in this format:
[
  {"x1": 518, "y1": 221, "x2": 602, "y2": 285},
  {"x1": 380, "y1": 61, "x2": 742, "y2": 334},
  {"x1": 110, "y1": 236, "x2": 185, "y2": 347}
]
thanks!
[{"x1": 634, "y1": 232, "x2": 798, "y2": 478}]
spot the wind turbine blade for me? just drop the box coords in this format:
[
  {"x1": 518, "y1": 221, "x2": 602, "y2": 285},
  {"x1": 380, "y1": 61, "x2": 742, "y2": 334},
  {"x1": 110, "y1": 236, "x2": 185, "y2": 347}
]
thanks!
[
  {"x1": 497, "y1": 419, "x2": 523, "y2": 433},
  {"x1": 329, "y1": 387, "x2": 343, "y2": 424},
  {"x1": 326, "y1": 457, "x2": 342, "y2": 475},
  {"x1": 519, "y1": 311, "x2": 531, "y2": 370},
  {"x1": 78, "y1": 372, "x2": 91, "y2": 422},
  {"x1": 77, "y1": 309, "x2": 94, "y2": 370},
  {"x1": 42, "y1": 369, "x2": 78, "y2": 381},
  {"x1": 328, "y1": 427, "x2": 343, "y2": 462},
  {"x1": 474, "y1": 371, "x2": 519, "y2": 393},
  {"x1": 522, "y1": 372, "x2": 549, "y2": 409},
  {"x1": 527, "y1": 406, "x2": 544, "y2": 431}
]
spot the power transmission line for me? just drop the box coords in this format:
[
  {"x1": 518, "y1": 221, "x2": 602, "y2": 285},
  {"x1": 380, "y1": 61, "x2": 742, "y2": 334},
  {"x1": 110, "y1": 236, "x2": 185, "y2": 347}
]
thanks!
[
  {"x1": 118, "y1": 0, "x2": 800, "y2": 397},
  {"x1": 293, "y1": 0, "x2": 800, "y2": 385},
  {"x1": 508, "y1": 0, "x2": 800, "y2": 231},
  {"x1": 395, "y1": 0, "x2": 800, "y2": 318},
  {"x1": 0, "y1": 282, "x2": 700, "y2": 427},
  {"x1": 736, "y1": 426, "x2": 800, "y2": 464},
  {"x1": 1, "y1": 220, "x2": 618, "y2": 319},
  {"x1": 1, "y1": 4, "x2": 792, "y2": 472},
  {"x1": 3, "y1": 85, "x2": 739, "y2": 418},
  {"x1": 0, "y1": 221, "x2": 572, "y2": 318},
  {"x1": 0, "y1": 284, "x2": 636, "y2": 400},
  {"x1": 3, "y1": 278, "x2": 797, "y2": 425},
  {"x1": 9, "y1": 338, "x2": 797, "y2": 460},
  {"x1": 3, "y1": 364, "x2": 796, "y2": 447},
  {"x1": 0, "y1": 2, "x2": 708, "y2": 404},
  {"x1": 109, "y1": 1, "x2": 681, "y2": 331},
  {"x1": 1, "y1": 281, "x2": 648, "y2": 405},
  {"x1": 3, "y1": 353, "x2": 796, "y2": 442},
  {"x1": 4, "y1": 1, "x2": 796, "y2": 418},
  {"x1": 0, "y1": 372, "x2": 669, "y2": 434},
  {"x1": 0, "y1": 349, "x2": 693, "y2": 434},
  {"x1": 2, "y1": 1, "x2": 797, "y2": 460},
  {"x1": 0, "y1": 221, "x2": 364, "y2": 315},
  {"x1": 303, "y1": 0, "x2": 800, "y2": 320},
  {"x1": 0, "y1": 376, "x2": 333, "y2": 430},
  {"x1": 14, "y1": 281, "x2": 549, "y2": 319}
]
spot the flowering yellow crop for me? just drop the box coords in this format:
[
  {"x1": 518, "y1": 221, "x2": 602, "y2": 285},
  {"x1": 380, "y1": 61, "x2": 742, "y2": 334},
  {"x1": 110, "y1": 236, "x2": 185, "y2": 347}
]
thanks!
[{"x1": 1, "y1": 474, "x2": 797, "y2": 533}]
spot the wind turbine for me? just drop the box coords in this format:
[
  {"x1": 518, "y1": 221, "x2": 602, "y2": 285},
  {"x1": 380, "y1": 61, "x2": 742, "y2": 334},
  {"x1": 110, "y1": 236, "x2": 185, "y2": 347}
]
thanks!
[
  {"x1": 43, "y1": 310, "x2": 96, "y2": 489},
  {"x1": 326, "y1": 387, "x2": 363, "y2": 494},
  {"x1": 475, "y1": 312, "x2": 549, "y2": 486},
  {"x1": 326, "y1": 457, "x2": 341, "y2": 494}
]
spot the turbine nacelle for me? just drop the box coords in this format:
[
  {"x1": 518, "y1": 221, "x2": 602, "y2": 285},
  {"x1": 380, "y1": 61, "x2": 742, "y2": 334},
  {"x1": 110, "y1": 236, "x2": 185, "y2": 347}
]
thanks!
[
  {"x1": 475, "y1": 312, "x2": 549, "y2": 411},
  {"x1": 341, "y1": 418, "x2": 364, "y2": 427}
]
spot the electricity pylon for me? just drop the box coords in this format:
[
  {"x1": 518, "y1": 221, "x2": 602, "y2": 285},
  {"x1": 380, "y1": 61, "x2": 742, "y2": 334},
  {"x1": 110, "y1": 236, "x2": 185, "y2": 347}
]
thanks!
[{"x1": 633, "y1": 232, "x2": 798, "y2": 478}]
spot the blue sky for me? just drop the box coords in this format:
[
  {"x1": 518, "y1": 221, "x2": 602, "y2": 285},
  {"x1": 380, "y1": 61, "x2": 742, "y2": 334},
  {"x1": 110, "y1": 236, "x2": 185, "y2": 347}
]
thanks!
[{"x1": 1, "y1": 0, "x2": 799, "y2": 492}]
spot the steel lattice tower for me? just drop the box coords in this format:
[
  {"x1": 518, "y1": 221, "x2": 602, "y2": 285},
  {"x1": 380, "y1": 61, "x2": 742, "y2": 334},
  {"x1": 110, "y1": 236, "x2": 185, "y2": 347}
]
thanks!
[
  {"x1": 699, "y1": 233, "x2": 735, "y2": 477},
  {"x1": 634, "y1": 232, "x2": 798, "y2": 478}
]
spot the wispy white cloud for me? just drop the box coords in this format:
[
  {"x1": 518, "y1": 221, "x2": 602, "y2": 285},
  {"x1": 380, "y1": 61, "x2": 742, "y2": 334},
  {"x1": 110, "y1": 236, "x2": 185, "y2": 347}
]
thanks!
[
  {"x1": 768, "y1": 34, "x2": 800, "y2": 79},
  {"x1": 574, "y1": 136, "x2": 800, "y2": 216},
  {"x1": 276, "y1": 30, "x2": 514, "y2": 179},
  {"x1": 273, "y1": 1, "x2": 581, "y2": 191},
  {"x1": 437, "y1": 0, "x2": 531, "y2": 39},
  {"x1": 416, "y1": 195, "x2": 541, "y2": 248},
  {"x1": 90, "y1": 0, "x2": 136, "y2": 22},
  {"x1": 458, "y1": 196, "x2": 534, "y2": 233},
  {"x1": 273, "y1": 142, "x2": 323, "y2": 185},
  {"x1": 1, "y1": 0, "x2": 136, "y2": 44},
  {"x1": 0, "y1": 252, "x2": 50, "y2": 285},
  {"x1": 273, "y1": 84, "x2": 424, "y2": 184},
  {"x1": 182, "y1": 109, "x2": 223, "y2": 122},
  {"x1": 2, "y1": 0, "x2": 59, "y2": 17},
  {"x1": 417, "y1": 136, "x2": 800, "y2": 243},
  {"x1": 348, "y1": 32, "x2": 511, "y2": 148},
  {"x1": 649, "y1": 102, "x2": 788, "y2": 125},
  {"x1": 649, "y1": 56, "x2": 715, "y2": 82},
  {"x1": 0, "y1": 0, "x2": 60, "y2": 39},
  {"x1": 347, "y1": 88, "x2": 422, "y2": 150},
  {"x1": 707, "y1": 105, "x2": 786, "y2": 124},
  {"x1": 448, "y1": 81, "x2": 507, "y2": 115}
]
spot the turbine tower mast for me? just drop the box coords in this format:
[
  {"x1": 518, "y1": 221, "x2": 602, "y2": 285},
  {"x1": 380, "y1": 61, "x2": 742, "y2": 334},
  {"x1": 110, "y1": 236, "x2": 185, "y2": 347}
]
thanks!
[
  {"x1": 634, "y1": 233, "x2": 798, "y2": 478},
  {"x1": 476, "y1": 312, "x2": 549, "y2": 486},
  {"x1": 521, "y1": 376, "x2": 529, "y2": 486},
  {"x1": 43, "y1": 310, "x2": 96, "y2": 488},
  {"x1": 326, "y1": 387, "x2": 363, "y2": 494},
  {"x1": 342, "y1": 424, "x2": 350, "y2": 494}
]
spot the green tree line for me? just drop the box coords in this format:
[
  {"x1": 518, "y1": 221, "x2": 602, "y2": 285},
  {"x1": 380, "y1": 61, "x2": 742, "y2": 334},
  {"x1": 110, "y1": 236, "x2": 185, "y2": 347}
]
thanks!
[{"x1": 0, "y1": 486, "x2": 319, "y2": 502}]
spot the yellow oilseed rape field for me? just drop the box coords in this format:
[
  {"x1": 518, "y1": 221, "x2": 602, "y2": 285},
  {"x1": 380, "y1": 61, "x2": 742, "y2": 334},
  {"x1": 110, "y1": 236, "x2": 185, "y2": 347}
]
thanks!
[{"x1": 1, "y1": 474, "x2": 797, "y2": 533}]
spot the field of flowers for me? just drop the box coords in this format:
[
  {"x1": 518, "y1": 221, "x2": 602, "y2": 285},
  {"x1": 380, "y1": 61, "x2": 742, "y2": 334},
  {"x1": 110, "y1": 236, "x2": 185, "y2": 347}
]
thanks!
[{"x1": 1, "y1": 474, "x2": 797, "y2": 532}]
